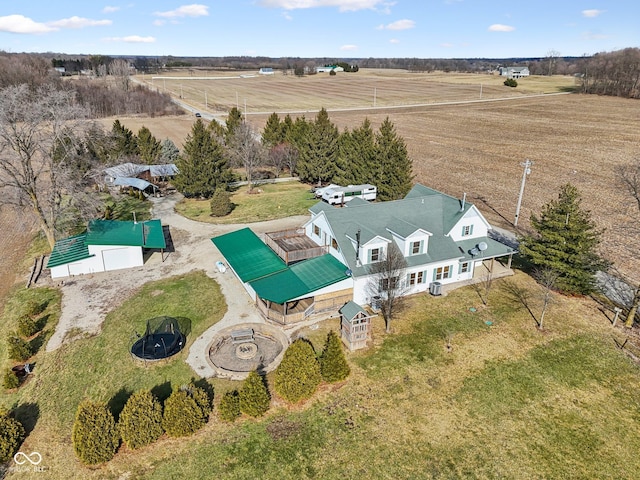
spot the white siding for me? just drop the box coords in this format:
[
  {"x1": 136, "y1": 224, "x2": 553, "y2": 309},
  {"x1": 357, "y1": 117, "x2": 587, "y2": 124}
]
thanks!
[{"x1": 449, "y1": 206, "x2": 490, "y2": 241}]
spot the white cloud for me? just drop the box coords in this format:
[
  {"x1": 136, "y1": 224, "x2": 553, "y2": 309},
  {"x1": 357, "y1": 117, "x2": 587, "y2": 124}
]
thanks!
[
  {"x1": 258, "y1": 0, "x2": 390, "y2": 12},
  {"x1": 48, "y1": 16, "x2": 112, "y2": 29},
  {"x1": 583, "y1": 31, "x2": 608, "y2": 40},
  {"x1": 102, "y1": 6, "x2": 120, "y2": 13},
  {"x1": 380, "y1": 19, "x2": 415, "y2": 30},
  {"x1": 104, "y1": 35, "x2": 156, "y2": 43},
  {"x1": 582, "y1": 9, "x2": 604, "y2": 18},
  {"x1": 0, "y1": 14, "x2": 56, "y2": 34},
  {"x1": 155, "y1": 4, "x2": 209, "y2": 18},
  {"x1": 340, "y1": 44, "x2": 358, "y2": 51},
  {"x1": 488, "y1": 24, "x2": 515, "y2": 32},
  {"x1": 389, "y1": 38, "x2": 400, "y2": 44},
  {"x1": 440, "y1": 42, "x2": 454, "y2": 48},
  {"x1": 282, "y1": 11, "x2": 293, "y2": 20},
  {"x1": 153, "y1": 19, "x2": 166, "y2": 26}
]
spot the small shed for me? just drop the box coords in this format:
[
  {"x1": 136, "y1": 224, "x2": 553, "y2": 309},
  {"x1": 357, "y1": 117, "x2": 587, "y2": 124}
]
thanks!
[{"x1": 340, "y1": 301, "x2": 373, "y2": 351}]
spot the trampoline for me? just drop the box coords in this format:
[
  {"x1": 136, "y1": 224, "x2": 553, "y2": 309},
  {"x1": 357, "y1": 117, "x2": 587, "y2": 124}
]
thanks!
[{"x1": 131, "y1": 316, "x2": 186, "y2": 361}]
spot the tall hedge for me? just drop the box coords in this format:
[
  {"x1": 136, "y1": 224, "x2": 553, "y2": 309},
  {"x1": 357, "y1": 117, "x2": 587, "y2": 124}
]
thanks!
[
  {"x1": 118, "y1": 390, "x2": 164, "y2": 450},
  {"x1": 218, "y1": 390, "x2": 241, "y2": 422},
  {"x1": 239, "y1": 371, "x2": 270, "y2": 417},
  {"x1": 162, "y1": 388, "x2": 207, "y2": 437},
  {"x1": 319, "y1": 330, "x2": 350, "y2": 383},
  {"x1": 0, "y1": 411, "x2": 25, "y2": 463},
  {"x1": 72, "y1": 401, "x2": 120, "y2": 465},
  {"x1": 274, "y1": 339, "x2": 321, "y2": 403}
]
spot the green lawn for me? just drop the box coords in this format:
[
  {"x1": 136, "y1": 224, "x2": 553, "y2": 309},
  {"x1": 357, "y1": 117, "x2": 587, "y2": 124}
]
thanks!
[
  {"x1": 175, "y1": 181, "x2": 317, "y2": 224},
  {"x1": 2, "y1": 271, "x2": 640, "y2": 479}
]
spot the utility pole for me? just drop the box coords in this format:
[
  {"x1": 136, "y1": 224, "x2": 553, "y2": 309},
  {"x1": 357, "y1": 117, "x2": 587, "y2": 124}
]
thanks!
[{"x1": 514, "y1": 159, "x2": 533, "y2": 226}]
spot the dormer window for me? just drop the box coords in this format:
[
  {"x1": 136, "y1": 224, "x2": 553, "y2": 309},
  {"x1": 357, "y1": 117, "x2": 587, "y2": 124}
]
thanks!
[
  {"x1": 411, "y1": 240, "x2": 423, "y2": 255},
  {"x1": 461, "y1": 225, "x2": 474, "y2": 236},
  {"x1": 370, "y1": 247, "x2": 381, "y2": 262}
]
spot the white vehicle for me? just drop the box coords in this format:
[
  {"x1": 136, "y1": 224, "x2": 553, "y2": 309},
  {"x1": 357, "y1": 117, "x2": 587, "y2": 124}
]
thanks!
[
  {"x1": 321, "y1": 184, "x2": 377, "y2": 205},
  {"x1": 313, "y1": 183, "x2": 340, "y2": 198}
]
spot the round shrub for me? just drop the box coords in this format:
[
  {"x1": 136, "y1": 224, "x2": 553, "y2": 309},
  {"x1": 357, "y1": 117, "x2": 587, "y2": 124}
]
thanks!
[
  {"x1": 162, "y1": 390, "x2": 206, "y2": 437},
  {"x1": 218, "y1": 390, "x2": 241, "y2": 422},
  {"x1": 239, "y1": 371, "x2": 270, "y2": 417},
  {"x1": 7, "y1": 335, "x2": 32, "y2": 361},
  {"x1": 504, "y1": 78, "x2": 518, "y2": 87},
  {"x1": 24, "y1": 299, "x2": 46, "y2": 318},
  {"x1": 118, "y1": 390, "x2": 163, "y2": 450},
  {"x1": 17, "y1": 315, "x2": 39, "y2": 338},
  {"x1": 72, "y1": 401, "x2": 120, "y2": 465},
  {"x1": 0, "y1": 411, "x2": 25, "y2": 463},
  {"x1": 210, "y1": 187, "x2": 233, "y2": 217},
  {"x1": 320, "y1": 330, "x2": 351, "y2": 383},
  {"x1": 3, "y1": 370, "x2": 19, "y2": 390},
  {"x1": 274, "y1": 339, "x2": 321, "y2": 403}
]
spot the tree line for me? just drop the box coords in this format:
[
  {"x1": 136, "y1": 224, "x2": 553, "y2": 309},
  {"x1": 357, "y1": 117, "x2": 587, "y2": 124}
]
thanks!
[{"x1": 578, "y1": 48, "x2": 640, "y2": 99}]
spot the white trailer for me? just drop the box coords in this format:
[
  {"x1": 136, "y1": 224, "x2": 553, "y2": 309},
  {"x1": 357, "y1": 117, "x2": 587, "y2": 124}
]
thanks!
[{"x1": 321, "y1": 184, "x2": 377, "y2": 205}]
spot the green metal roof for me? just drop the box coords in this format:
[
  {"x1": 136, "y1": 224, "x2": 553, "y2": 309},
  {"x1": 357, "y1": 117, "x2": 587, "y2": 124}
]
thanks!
[
  {"x1": 250, "y1": 254, "x2": 350, "y2": 304},
  {"x1": 211, "y1": 228, "x2": 287, "y2": 283},
  {"x1": 85, "y1": 219, "x2": 166, "y2": 248},
  {"x1": 46, "y1": 233, "x2": 92, "y2": 268}
]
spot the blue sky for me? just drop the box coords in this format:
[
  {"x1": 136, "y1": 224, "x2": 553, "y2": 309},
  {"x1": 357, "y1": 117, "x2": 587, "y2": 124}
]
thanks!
[{"x1": 0, "y1": 1, "x2": 637, "y2": 58}]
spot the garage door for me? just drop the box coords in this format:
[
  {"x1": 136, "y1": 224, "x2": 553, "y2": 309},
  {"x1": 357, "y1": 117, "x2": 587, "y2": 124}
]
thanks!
[{"x1": 102, "y1": 248, "x2": 133, "y2": 271}]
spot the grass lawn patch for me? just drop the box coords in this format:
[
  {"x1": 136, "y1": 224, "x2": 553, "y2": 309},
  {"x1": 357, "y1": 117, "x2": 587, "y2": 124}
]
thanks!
[{"x1": 175, "y1": 181, "x2": 316, "y2": 224}]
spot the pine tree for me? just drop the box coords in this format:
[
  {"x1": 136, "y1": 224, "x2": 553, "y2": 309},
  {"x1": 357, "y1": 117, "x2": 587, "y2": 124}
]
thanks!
[
  {"x1": 239, "y1": 370, "x2": 270, "y2": 417},
  {"x1": 111, "y1": 119, "x2": 137, "y2": 158},
  {"x1": 320, "y1": 330, "x2": 350, "y2": 383},
  {"x1": 162, "y1": 388, "x2": 207, "y2": 437},
  {"x1": 72, "y1": 401, "x2": 120, "y2": 465},
  {"x1": 274, "y1": 339, "x2": 322, "y2": 403},
  {"x1": 335, "y1": 118, "x2": 376, "y2": 185},
  {"x1": 137, "y1": 126, "x2": 161, "y2": 164},
  {"x1": 519, "y1": 183, "x2": 605, "y2": 295},
  {"x1": 218, "y1": 390, "x2": 241, "y2": 422},
  {"x1": 374, "y1": 118, "x2": 413, "y2": 201},
  {"x1": 225, "y1": 107, "x2": 243, "y2": 144},
  {"x1": 118, "y1": 390, "x2": 163, "y2": 450},
  {"x1": 173, "y1": 119, "x2": 233, "y2": 198},
  {"x1": 296, "y1": 108, "x2": 338, "y2": 185},
  {"x1": 262, "y1": 112, "x2": 283, "y2": 149},
  {"x1": 210, "y1": 187, "x2": 233, "y2": 216},
  {"x1": 0, "y1": 411, "x2": 25, "y2": 462},
  {"x1": 159, "y1": 138, "x2": 179, "y2": 163}
]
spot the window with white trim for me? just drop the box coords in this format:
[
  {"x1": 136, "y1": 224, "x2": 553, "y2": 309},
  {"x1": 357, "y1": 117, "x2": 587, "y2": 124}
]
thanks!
[
  {"x1": 370, "y1": 247, "x2": 381, "y2": 262},
  {"x1": 460, "y1": 262, "x2": 470, "y2": 274},
  {"x1": 331, "y1": 237, "x2": 339, "y2": 251},
  {"x1": 407, "y1": 271, "x2": 425, "y2": 286},
  {"x1": 313, "y1": 224, "x2": 321, "y2": 237},
  {"x1": 434, "y1": 266, "x2": 451, "y2": 280},
  {"x1": 461, "y1": 225, "x2": 473, "y2": 236},
  {"x1": 411, "y1": 240, "x2": 422, "y2": 255},
  {"x1": 380, "y1": 276, "x2": 399, "y2": 290}
]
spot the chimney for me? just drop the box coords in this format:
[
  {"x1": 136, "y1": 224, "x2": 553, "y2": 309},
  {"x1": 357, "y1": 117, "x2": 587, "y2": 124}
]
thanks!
[
  {"x1": 355, "y1": 229, "x2": 361, "y2": 267},
  {"x1": 460, "y1": 193, "x2": 466, "y2": 212}
]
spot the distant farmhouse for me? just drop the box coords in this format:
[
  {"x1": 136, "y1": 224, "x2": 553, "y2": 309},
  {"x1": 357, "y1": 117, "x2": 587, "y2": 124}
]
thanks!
[
  {"x1": 499, "y1": 66, "x2": 530, "y2": 78},
  {"x1": 212, "y1": 184, "x2": 515, "y2": 325},
  {"x1": 258, "y1": 67, "x2": 275, "y2": 75},
  {"x1": 47, "y1": 219, "x2": 166, "y2": 279},
  {"x1": 316, "y1": 65, "x2": 345, "y2": 73}
]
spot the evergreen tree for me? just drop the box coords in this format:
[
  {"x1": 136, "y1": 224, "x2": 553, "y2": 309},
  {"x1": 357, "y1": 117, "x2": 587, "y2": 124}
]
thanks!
[
  {"x1": 118, "y1": 390, "x2": 163, "y2": 450},
  {"x1": 274, "y1": 339, "x2": 322, "y2": 403},
  {"x1": 239, "y1": 370, "x2": 270, "y2": 417},
  {"x1": 374, "y1": 118, "x2": 413, "y2": 201},
  {"x1": 519, "y1": 184, "x2": 605, "y2": 295},
  {"x1": 218, "y1": 390, "x2": 241, "y2": 422},
  {"x1": 262, "y1": 112, "x2": 283, "y2": 149},
  {"x1": 297, "y1": 108, "x2": 338, "y2": 185},
  {"x1": 137, "y1": 126, "x2": 161, "y2": 164},
  {"x1": 0, "y1": 411, "x2": 25, "y2": 462},
  {"x1": 208, "y1": 118, "x2": 227, "y2": 140},
  {"x1": 162, "y1": 387, "x2": 208, "y2": 437},
  {"x1": 225, "y1": 107, "x2": 243, "y2": 144},
  {"x1": 210, "y1": 187, "x2": 233, "y2": 216},
  {"x1": 281, "y1": 114, "x2": 294, "y2": 141},
  {"x1": 111, "y1": 119, "x2": 137, "y2": 158},
  {"x1": 72, "y1": 401, "x2": 120, "y2": 465},
  {"x1": 173, "y1": 119, "x2": 233, "y2": 198},
  {"x1": 335, "y1": 118, "x2": 376, "y2": 185},
  {"x1": 320, "y1": 330, "x2": 350, "y2": 383},
  {"x1": 159, "y1": 138, "x2": 179, "y2": 163}
]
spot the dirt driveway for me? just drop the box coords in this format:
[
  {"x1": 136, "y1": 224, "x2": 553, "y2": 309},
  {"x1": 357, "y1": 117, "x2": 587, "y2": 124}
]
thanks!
[{"x1": 42, "y1": 194, "x2": 307, "y2": 353}]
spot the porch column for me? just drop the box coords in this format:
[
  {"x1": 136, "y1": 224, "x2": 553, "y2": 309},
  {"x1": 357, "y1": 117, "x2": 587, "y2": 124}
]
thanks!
[{"x1": 507, "y1": 253, "x2": 513, "y2": 269}]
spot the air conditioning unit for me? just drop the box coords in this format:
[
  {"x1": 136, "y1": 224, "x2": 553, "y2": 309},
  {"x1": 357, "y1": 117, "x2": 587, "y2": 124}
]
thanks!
[
  {"x1": 370, "y1": 295, "x2": 382, "y2": 312},
  {"x1": 429, "y1": 282, "x2": 442, "y2": 296}
]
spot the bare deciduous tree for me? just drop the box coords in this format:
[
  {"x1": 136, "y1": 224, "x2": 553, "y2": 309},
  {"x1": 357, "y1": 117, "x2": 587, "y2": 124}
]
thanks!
[
  {"x1": 366, "y1": 242, "x2": 408, "y2": 333},
  {"x1": 533, "y1": 267, "x2": 559, "y2": 330},
  {"x1": 0, "y1": 84, "x2": 89, "y2": 248},
  {"x1": 108, "y1": 59, "x2": 131, "y2": 92},
  {"x1": 227, "y1": 123, "x2": 265, "y2": 192},
  {"x1": 267, "y1": 143, "x2": 298, "y2": 178}
]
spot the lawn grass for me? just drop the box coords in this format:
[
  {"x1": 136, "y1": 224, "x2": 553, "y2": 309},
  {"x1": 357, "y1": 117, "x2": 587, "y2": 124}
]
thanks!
[
  {"x1": 175, "y1": 181, "x2": 317, "y2": 224},
  {"x1": 2, "y1": 272, "x2": 640, "y2": 479}
]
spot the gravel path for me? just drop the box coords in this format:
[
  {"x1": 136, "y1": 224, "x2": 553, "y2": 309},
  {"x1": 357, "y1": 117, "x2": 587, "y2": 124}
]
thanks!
[{"x1": 43, "y1": 193, "x2": 307, "y2": 374}]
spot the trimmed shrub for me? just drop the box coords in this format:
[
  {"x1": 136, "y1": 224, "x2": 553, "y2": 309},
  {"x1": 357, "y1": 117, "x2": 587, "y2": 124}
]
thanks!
[
  {"x1": 24, "y1": 299, "x2": 46, "y2": 318},
  {"x1": 187, "y1": 383, "x2": 213, "y2": 418},
  {"x1": 72, "y1": 401, "x2": 120, "y2": 465},
  {"x1": 504, "y1": 78, "x2": 518, "y2": 87},
  {"x1": 3, "y1": 370, "x2": 19, "y2": 390},
  {"x1": 7, "y1": 335, "x2": 32, "y2": 361},
  {"x1": 118, "y1": 390, "x2": 163, "y2": 450},
  {"x1": 17, "y1": 315, "x2": 39, "y2": 338},
  {"x1": 210, "y1": 187, "x2": 233, "y2": 217},
  {"x1": 320, "y1": 330, "x2": 351, "y2": 383},
  {"x1": 218, "y1": 390, "x2": 241, "y2": 422},
  {"x1": 274, "y1": 339, "x2": 322, "y2": 403},
  {"x1": 0, "y1": 411, "x2": 25, "y2": 463},
  {"x1": 162, "y1": 390, "x2": 206, "y2": 437},
  {"x1": 239, "y1": 371, "x2": 270, "y2": 417}
]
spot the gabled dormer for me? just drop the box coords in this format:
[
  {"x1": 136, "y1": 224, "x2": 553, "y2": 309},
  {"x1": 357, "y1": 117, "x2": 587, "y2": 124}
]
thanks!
[
  {"x1": 386, "y1": 218, "x2": 432, "y2": 257},
  {"x1": 448, "y1": 205, "x2": 490, "y2": 241},
  {"x1": 345, "y1": 226, "x2": 390, "y2": 266}
]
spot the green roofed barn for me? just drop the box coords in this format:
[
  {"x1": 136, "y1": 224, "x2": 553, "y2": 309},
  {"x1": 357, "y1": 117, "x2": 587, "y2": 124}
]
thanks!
[{"x1": 47, "y1": 219, "x2": 166, "y2": 279}]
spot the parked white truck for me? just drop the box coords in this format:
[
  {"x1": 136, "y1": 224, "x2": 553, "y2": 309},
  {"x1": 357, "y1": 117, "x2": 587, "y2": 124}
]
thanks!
[{"x1": 321, "y1": 184, "x2": 377, "y2": 205}]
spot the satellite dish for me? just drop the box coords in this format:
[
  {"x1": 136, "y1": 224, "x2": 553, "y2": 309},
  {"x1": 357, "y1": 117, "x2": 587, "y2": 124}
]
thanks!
[
  {"x1": 478, "y1": 242, "x2": 488, "y2": 252},
  {"x1": 469, "y1": 248, "x2": 480, "y2": 256},
  {"x1": 345, "y1": 269, "x2": 353, "y2": 277}
]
